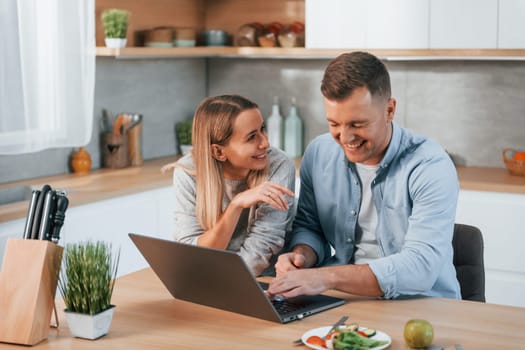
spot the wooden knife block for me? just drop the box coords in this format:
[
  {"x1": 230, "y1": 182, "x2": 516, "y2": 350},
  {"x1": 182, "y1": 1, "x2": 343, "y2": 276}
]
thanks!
[{"x1": 0, "y1": 239, "x2": 63, "y2": 346}]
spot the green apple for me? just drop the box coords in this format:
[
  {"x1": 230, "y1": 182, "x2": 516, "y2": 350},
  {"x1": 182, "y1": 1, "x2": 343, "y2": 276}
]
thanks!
[{"x1": 404, "y1": 319, "x2": 434, "y2": 348}]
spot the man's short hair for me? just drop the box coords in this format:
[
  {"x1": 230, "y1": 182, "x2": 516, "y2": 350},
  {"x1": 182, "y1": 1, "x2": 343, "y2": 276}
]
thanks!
[{"x1": 321, "y1": 51, "x2": 391, "y2": 102}]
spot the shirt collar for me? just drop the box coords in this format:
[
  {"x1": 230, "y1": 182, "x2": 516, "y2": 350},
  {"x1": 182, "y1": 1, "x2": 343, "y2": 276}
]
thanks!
[{"x1": 379, "y1": 121, "x2": 401, "y2": 170}]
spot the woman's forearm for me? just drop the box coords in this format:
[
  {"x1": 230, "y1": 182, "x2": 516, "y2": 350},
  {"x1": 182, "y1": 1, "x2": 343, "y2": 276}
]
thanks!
[{"x1": 196, "y1": 201, "x2": 243, "y2": 249}]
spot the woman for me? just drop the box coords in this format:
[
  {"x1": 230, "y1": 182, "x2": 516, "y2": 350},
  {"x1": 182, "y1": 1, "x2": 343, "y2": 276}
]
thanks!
[{"x1": 169, "y1": 95, "x2": 295, "y2": 276}]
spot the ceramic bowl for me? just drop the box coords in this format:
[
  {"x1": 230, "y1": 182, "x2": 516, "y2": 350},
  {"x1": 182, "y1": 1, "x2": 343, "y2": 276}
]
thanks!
[{"x1": 204, "y1": 30, "x2": 229, "y2": 46}]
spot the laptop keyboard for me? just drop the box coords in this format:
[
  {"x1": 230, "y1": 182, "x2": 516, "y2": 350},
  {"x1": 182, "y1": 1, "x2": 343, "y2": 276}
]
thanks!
[
  {"x1": 271, "y1": 299, "x2": 304, "y2": 314},
  {"x1": 259, "y1": 282, "x2": 309, "y2": 315}
]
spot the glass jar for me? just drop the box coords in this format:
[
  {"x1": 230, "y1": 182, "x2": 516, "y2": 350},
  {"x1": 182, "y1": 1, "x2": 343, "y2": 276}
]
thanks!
[
  {"x1": 278, "y1": 21, "x2": 305, "y2": 48},
  {"x1": 257, "y1": 22, "x2": 283, "y2": 47},
  {"x1": 236, "y1": 22, "x2": 264, "y2": 47}
]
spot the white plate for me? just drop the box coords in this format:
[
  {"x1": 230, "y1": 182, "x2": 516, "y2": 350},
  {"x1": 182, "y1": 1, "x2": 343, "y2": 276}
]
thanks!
[{"x1": 301, "y1": 326, "x2": 391, "y2": 350}]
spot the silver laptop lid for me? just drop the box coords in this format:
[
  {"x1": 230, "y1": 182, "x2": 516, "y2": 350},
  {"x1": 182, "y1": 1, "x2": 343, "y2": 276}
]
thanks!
[{"x1": 129, "y1": 233, "x2": 281, "y2": 322}]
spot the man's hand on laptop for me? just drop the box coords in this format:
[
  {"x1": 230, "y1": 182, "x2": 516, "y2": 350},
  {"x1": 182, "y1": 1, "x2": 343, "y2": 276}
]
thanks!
[{"x1": 267, "y1": 267, "x2": 332, "y2": 298}]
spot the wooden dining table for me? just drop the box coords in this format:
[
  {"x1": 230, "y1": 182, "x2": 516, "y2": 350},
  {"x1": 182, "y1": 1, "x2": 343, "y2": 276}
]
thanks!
[{"x1": 1, "y1": 267, "x2": 524, "y2": 349}]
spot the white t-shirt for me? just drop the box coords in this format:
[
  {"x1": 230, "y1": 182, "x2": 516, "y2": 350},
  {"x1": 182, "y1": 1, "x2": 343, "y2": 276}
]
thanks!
[{"x1": 353, "y1": 162, "x2": 382, "y2": 264}]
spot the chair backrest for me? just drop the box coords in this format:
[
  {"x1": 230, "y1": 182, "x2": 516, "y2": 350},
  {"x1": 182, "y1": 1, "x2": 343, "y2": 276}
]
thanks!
[{"x1": 452, "y1": 223, "x2": 486, "y2": 302}]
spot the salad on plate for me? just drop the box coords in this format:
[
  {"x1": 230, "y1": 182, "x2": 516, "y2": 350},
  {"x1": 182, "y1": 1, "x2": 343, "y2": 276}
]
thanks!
[{"x1": 301, "y1": 323, "x2": 391, "y2": 350}]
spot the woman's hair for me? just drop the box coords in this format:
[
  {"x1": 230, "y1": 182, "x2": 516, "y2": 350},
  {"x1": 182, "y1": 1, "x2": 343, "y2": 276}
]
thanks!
[
  {"x1": 191, "y1": 94, "x2": 269, "y2": 230},
  {"x1": 321, "y1": 51, "x2": 391, "y2": 102}
]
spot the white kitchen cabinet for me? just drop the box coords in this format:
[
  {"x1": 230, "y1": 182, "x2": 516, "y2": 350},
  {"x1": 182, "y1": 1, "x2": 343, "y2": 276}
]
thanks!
[
  {"x1": 456, "y1": 190, "x2": 525, "y2": 307},
  {"x1": 306, "y1": 0, "x2": 429, "y2": 49},
  {"x1": 0, "y1": 187, "x2": 175, "y2": 278},
  {"x1": 498, "y1": 0, "x2": 525, "y2": 48},
  {"x1": 305, "y1": 0, "x2": 366, "y2": 49},
  {"x1": 153, "y1": 185, "x2": 176, "y2": 241},
  {"x1": 430, "y1": 0, "x2": 498, "y2": 49},
  {"x1": 366, "y1": 0, "x2": 429, "y2": 49}
]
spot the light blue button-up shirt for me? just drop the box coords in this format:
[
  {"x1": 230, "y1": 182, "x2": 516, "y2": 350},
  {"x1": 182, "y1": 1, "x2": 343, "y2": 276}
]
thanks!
[{"x1": 289, "y1": 122, "x2": 461, "y2": 299}]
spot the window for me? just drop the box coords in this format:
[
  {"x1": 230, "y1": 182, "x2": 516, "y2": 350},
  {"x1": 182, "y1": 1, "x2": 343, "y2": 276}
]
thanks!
[{"x1": 0, "y1": 0, "x2": 95, "y2": 154}]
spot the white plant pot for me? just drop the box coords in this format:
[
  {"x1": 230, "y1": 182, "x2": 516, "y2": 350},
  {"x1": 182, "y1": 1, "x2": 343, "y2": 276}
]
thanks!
[
  {"x1": 105, "y1": 38, "x2": 127, "y2": 49},
  {"x1": 180, "y1": 144, "x2": 192, "y2": 156},
  {"x1": 65, "y1": 305, "x2": 115, "y2": 340}
]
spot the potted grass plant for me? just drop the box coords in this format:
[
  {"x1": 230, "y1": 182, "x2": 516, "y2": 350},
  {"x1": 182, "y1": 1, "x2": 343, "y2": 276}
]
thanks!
[
  {"x1": 58, "y1": 241, "x2": 120, "y2": 340},
  {"x1": 176, "y1": 119, "x2": 193, "y2": 156},
  {"x1": 101, "y1": 8, "x2": 130, "y2": 49}
]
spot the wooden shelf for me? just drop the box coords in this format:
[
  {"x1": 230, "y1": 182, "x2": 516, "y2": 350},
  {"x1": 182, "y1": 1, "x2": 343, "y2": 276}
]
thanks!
[
  {"x1": 96, "y1": 47, "x2": 525, "y2": 60},
  {"x1": 95, "y1": 1, "x2": 525, "y2": 61}
]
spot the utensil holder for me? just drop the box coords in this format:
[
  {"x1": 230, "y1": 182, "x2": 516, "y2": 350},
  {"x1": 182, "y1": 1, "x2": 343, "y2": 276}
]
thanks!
[
  {"x1": 103, "y1": 133, "x2": 129, "y2": 169},
  {"x1": 0, "y1": 239, "x2": 63, "y2": 345}
]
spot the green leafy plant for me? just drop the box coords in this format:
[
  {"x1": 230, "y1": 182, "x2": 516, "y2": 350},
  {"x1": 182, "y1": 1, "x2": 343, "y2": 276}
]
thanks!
[
  {"x1": 176, "y1": 119, "x2": 193, "y2": 145},
  {"x1": 101, "y1": 9, "x2": 130, "y2": 39},
  {"x1": 58, "y1": 241, "x2": 120, "y2": 315}
]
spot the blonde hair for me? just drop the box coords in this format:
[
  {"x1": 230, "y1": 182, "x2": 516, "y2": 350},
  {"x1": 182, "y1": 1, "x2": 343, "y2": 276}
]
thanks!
[{"x1": 189, "y1": 95, "x2": 269, "y2": 230}]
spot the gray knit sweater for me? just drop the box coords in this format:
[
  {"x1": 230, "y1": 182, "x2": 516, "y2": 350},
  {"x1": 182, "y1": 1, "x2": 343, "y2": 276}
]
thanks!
[{"x1": 172, "y1": 147, "x2": 296, "y2": 276}]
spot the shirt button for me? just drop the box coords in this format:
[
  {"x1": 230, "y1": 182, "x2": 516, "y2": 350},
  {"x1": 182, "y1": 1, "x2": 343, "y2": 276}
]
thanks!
[
  {"x1": 350, "y1": 210, "x2": 356, "y2": 216},
  {"x1": 347, "y1": 238, "x2": 352, "y2": 243},
  {"x1": 354, "y1": 180, "x2": 358, "y2": 185}
]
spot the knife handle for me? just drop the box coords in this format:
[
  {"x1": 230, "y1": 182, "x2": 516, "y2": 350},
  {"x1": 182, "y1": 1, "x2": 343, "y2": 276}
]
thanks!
[
  {"x1": 38, "y1": 190, "x2": 57, "y2": 240},
  {"x1": 51, "y1": 194, "x2": 69, "y2": 243},
  {"x1": 30, "y1": 184, "x2": 51, "y2": 239},
  {"x1": 22, "y1": 190, "x2": 40, "y2": 239}
]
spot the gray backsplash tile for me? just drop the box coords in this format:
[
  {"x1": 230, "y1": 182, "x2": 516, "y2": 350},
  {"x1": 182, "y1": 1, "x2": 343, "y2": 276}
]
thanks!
[
  {"x1": 2, "y1": 57, "x2": 525, "y2": 184},
  {"x1": 95, "y1": 58, "x2": 207, "y2": 162},
  {"x1": 0, "y1": 148, "x2": 71, "y2": 184},
  {"x1": 396, "y1": 61, "x2": 525, "y2": 167},
  {"x1": 209, "y1": 58, "x2": 525, "y2": 168},
  {"x1": 207, "y1": 58, "x2": 329, "y2": 144}
]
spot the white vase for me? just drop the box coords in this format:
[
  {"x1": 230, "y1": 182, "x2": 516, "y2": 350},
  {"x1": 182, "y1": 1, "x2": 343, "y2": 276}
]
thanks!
[
  {"x1": 65, "y1": 305, "x2": 115, "y2": 340},
  {"x1": 105, "y1": 38, "x2": 127, "y2": 49}
]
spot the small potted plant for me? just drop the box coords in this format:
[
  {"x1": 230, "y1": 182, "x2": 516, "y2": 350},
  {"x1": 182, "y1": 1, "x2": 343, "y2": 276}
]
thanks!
[
  {"x1": 58, "y1": 241, "x2": 120, "y2": 340},
  {"x1": 176, "y1": 119, "x2": 193, "y2": 156},
  {"x1": 101, "y1": 8, "x2": 130, "y2": 49}
]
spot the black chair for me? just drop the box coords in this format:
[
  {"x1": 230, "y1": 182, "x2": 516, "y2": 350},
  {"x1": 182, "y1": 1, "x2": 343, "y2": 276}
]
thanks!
[{"x1": 452, "y1": 223, "x2": 486, "y2": 302}]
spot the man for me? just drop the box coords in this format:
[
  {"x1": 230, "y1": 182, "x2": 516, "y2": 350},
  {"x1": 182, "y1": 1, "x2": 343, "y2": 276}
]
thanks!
[{"x1": 268, "y1": 52, "x2": 460, "y2": 299}]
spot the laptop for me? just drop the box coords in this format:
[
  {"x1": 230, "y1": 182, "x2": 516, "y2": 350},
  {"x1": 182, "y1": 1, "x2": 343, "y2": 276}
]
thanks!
[{"x1": 129, "y1": 233, "x2": 345, "y2": 323}]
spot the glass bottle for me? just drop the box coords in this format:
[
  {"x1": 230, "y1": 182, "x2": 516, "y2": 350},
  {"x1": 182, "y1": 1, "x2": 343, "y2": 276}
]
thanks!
[
  {"x1": 284, "y1": 97, "x2": 303, "y2": 158},
  {"x1": 266, "y1": 96, "x2": 283, "y2": 150}
]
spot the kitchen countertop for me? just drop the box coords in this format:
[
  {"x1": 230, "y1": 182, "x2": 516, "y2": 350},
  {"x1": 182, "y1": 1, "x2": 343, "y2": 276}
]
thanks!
[
  {"x1": 0, "y1": 157, "x2": 177, "y2": 223},
  {"x1": 1, "y1": 157, "x2": 525, "y2": 223},
  {"x1": 456, "y1": 166, "x2": 525, "y2": 194}
]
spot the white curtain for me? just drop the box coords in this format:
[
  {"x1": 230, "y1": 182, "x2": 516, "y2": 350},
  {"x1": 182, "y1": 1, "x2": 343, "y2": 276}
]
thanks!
[{"x1": 0, "y1": 0, "x2": 95, "y2": 154}]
